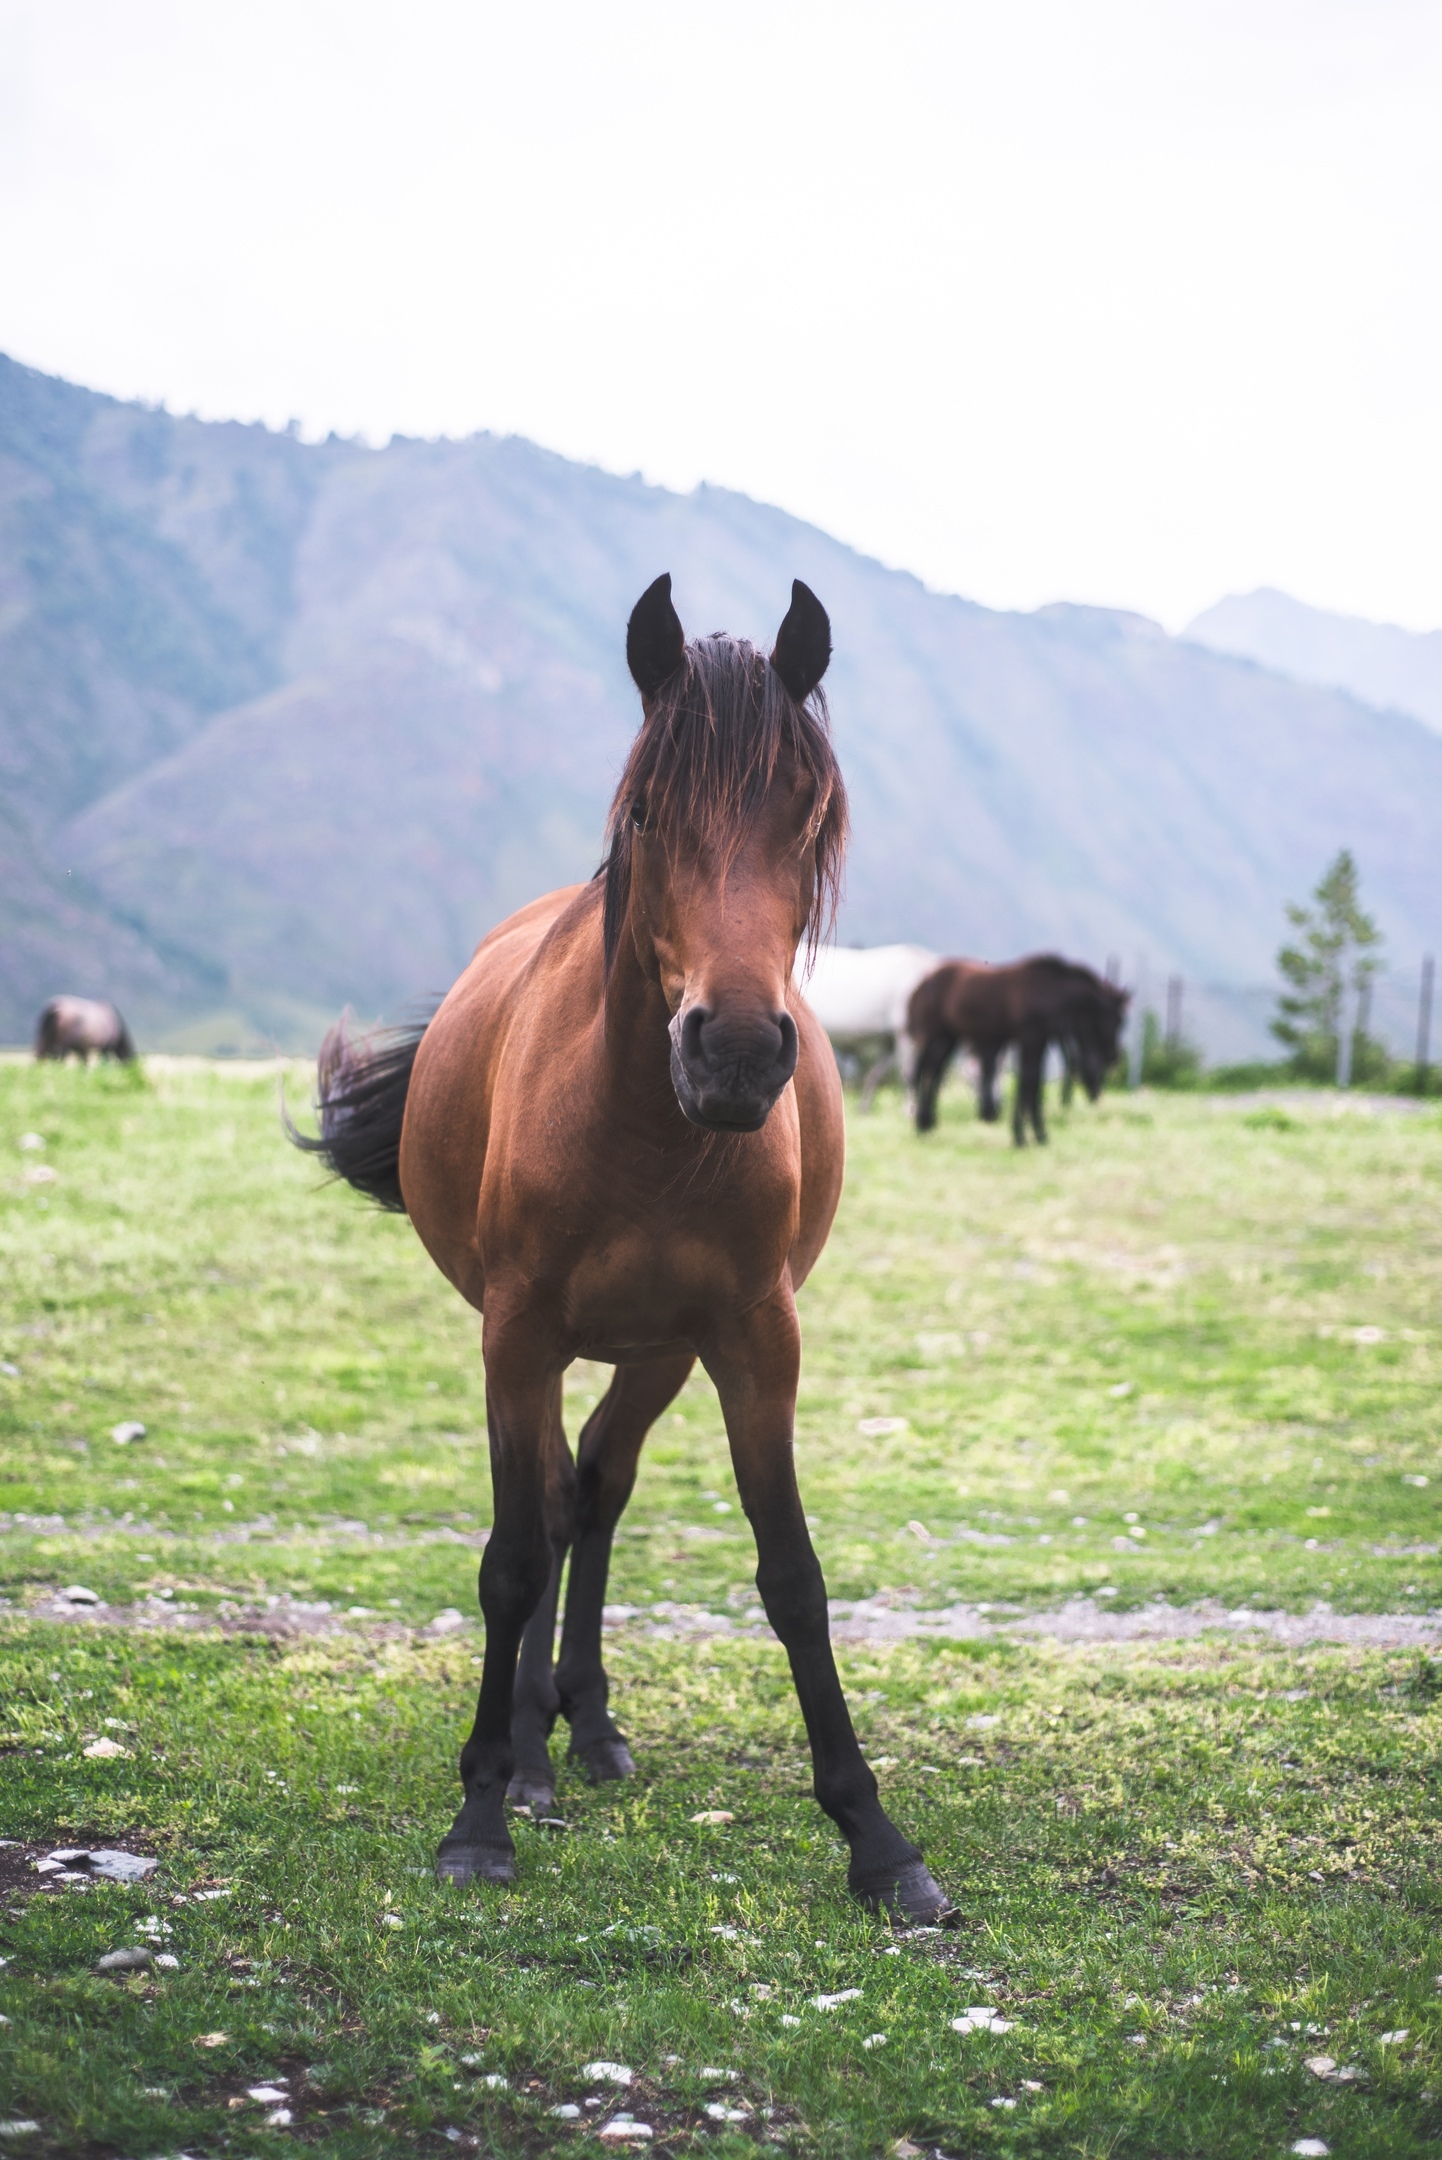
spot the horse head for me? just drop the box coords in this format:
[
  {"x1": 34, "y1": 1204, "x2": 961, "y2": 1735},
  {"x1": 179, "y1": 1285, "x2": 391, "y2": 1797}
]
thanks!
[
  {"x1": 609, "y1": 574, "x2": 848, "y2": 1132},
  {"x1": 1072, "y1": 979, "x2": 1130, "y2": 1098}
]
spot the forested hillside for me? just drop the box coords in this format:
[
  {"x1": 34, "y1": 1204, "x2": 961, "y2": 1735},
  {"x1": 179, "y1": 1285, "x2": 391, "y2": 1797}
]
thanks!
[{"x1": 3, "y1": 353, "x2": 1439, "y2": 1051}]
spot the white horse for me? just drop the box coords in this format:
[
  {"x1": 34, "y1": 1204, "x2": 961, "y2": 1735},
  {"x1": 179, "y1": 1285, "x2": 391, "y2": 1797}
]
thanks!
[{"x1": 794, "y1": 943, "x2": 941, "y2": 1102}]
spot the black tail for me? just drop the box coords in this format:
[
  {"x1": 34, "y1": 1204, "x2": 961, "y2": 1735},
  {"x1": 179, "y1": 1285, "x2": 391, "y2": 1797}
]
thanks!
[{"x1": 286, "y1": 1004, "x2": 437, "y2": 1212}]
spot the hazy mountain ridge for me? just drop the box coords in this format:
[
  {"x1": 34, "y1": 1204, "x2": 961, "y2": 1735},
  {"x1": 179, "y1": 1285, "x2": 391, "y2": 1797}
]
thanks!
[
  {"x1": 0, "y1": 356, "x2": 323, "y2": 825},
  {"x1": 2, "y1": 353, "x2": 1440, "y2": 1052},
  {"x1": 1186, "y1": 587, "x2": 1442, "y2": 735}
]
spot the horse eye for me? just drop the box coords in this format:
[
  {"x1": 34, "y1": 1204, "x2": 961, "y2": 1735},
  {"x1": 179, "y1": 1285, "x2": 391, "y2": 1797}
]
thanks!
[{"x1": 630, "y1": 799, "x2": 648, "y2": 832}]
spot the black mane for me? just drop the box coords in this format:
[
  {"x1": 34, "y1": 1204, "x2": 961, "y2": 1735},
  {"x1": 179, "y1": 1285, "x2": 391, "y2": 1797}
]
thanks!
[{"x1": 600, "y1": 634, "x2": 847, "y2": 976}]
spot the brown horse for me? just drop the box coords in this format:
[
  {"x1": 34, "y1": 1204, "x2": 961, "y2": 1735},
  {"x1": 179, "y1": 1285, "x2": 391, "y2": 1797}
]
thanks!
[
  {"x1": 34, "y1": 997, "x2": 135, "y2": 1061},
  {"x1": 908, "y1": 955, "x2": 1127, "y2": 1142},
  {"x1": 296, "y1": 576, "x2": 954, "y2": 1924}
]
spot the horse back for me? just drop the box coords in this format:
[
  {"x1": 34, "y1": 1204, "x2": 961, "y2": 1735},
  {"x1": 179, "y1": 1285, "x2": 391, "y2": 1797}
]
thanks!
[
  {"x1": 909, "y1": 959, "x2": 1005, "y2": 1042},
  {"x1": 34, "y1": 994, "x2": 130, "y2": 1058}
]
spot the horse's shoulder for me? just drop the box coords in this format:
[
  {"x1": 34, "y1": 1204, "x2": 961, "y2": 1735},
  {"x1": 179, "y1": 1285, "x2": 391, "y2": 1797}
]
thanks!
[
  {"x1": 424, "y1": 884, "x2": 596, "y2": 1056},
  {"x1": 468, "y1": 883, "x2": 591, "y2": 964}
]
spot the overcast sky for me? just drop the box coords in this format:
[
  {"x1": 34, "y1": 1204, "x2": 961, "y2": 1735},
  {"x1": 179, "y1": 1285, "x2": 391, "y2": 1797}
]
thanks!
[{"x1": 2, "y1": 0, "x2": 1439, "y2": 631}]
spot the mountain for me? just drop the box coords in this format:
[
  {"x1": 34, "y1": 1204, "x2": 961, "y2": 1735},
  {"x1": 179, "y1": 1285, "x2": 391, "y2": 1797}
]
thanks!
[
  {"x1": 1185, "y1": 588, "x2": 1442, "y2": 736},
  {"x1": 3, "y1": 353, "x2": 1441, "y2": 1055}
]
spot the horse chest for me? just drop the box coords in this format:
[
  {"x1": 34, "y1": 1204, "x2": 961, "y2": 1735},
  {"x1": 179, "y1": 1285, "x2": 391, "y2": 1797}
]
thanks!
[{"x1": 484, "y1": 1171, "x2": 795, "y2": 1352}]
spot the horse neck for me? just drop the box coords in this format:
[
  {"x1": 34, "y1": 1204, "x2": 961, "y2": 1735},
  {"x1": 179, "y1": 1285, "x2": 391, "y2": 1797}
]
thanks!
[{"x1": 598, "y1": 922, "x2": 686, "y2": 1122}]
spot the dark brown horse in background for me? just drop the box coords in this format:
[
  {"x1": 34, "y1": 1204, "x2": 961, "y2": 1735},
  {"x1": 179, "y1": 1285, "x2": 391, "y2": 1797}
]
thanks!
[
  {"x1": 34, "y1": 997, "x2": 135, "y2": 1061},
  {"x1": 908, "y1": 955, "x2": 1127, "y2": 1142},
  {"x1": 295, "y1": 576, "x2": 954, "y2": 1924}
]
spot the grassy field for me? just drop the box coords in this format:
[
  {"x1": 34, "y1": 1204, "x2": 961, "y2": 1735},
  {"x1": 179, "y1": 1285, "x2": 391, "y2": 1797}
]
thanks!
[{"x1": 1, "y1": 1057, "x2": 1440, "y2": 2157}]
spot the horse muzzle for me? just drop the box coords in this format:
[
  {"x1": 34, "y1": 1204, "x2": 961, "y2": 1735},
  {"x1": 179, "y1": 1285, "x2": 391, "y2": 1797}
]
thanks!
[{"x1": 668, "y1": 1004, "x2": 799, "y2": 1132}]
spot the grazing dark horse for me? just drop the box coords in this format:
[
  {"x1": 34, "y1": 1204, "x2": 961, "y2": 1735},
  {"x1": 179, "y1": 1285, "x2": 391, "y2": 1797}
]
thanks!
[
  {"x1": 908, "y1": 955, "x2": 1127, "y2": 1142},
  {"x1": 34, "y1": 997, "x2": 135, "y2": 1062},
  {"x1": 294, "y1": 576, "x2": 954, "y2": 1924}
]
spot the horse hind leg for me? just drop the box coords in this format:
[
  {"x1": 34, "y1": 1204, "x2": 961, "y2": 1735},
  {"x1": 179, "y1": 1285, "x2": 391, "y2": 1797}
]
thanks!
[
  {"x1": 555, "y1": 1351, "x2": 695, "y2": 1782},
  {"x1": 858, "y1": 1043, "x2": 897, "y2": 1112},
  {"x1": 1018, "y1": 1039, "x2": 1047, "y2": 1144}
]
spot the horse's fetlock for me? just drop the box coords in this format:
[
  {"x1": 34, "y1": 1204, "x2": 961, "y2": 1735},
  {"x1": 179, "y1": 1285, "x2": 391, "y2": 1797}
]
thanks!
[
  {"x1": 459, "y1": 1734, "x2": 514, "y2": 1795},
  {"x1": 555, "y1": 1658, "x2": 605, "y2": 1715},
  {"x1": 813, "y1": 1759, "x2": 883, "y2": 1828}
]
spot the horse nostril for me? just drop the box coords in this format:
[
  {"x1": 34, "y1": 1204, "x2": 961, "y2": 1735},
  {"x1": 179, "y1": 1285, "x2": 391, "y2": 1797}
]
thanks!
[
  {"x1": 677, "y1": 1003, "x2": 798, "y2": 1095},
  {"x1": 679, "y1": 1005, "x2": 710, "y2": 1069}
]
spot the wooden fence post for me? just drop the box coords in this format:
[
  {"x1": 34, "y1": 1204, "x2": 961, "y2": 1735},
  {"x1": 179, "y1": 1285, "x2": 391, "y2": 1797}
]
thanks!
[
  {"x1": 1418, "y1": 954, "x2": 1435, "y2": 1092},
  {"x1": 1128, "y1": 956, "x2": 1146, "y2": 1089},
  {"x1": 1166, "y1": 975, "x2": 1183, "y2": 1048},
  {"x1": 1336, "y1": 980, "x2": 1353, "y2": 1089}
]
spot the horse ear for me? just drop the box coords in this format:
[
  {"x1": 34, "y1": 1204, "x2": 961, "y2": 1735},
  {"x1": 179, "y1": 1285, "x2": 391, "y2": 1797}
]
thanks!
[
  {"x1": 771, "y1": 579, "x2": 831, "y2": 702},
  {"x1": 626, "y1": 573, "x2": 686, "y2": 697}
]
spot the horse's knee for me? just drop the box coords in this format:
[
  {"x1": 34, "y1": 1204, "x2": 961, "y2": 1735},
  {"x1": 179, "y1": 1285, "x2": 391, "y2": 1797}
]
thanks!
[
  {"x1": 756, "y1": 1551, "x2": 828, "y2": 1644},
  {"x1": 478, "y1": 1530, "x2": 551, "y2": 1629},
  {"x1": 545, "y1": 1457, "x2": 578, "y2": 1548},
  {"x1": 574, "y1": 1446, "x2": 635, "y2": 1536}
]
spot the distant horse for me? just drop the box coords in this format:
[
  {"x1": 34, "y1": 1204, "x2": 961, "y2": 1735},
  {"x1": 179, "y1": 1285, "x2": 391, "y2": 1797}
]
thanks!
[
  {"x1": 293, "y1": 576, "x2": 954, "y2": 1924},
  {"x1": 34, "y1": 997, "x2": 135, "y2": 1062},
  {"x1": 794, "y1": 942, "x2": 940, "y2": 1103},
  {"x1": 908, "y1": 955, "x2": 1127, "y2": 1142}
]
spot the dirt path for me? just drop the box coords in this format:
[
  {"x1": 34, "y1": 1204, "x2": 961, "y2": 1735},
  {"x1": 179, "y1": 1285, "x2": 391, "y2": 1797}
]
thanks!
[{"x1": 12, "y1": 1585, "x2": 1441, "y2": 1651}]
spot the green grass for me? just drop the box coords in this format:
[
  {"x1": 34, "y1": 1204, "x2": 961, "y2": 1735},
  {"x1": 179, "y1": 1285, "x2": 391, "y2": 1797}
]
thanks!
[{"x1": 2, "y1": 1058, "x2": 1440, "y2": 2156}]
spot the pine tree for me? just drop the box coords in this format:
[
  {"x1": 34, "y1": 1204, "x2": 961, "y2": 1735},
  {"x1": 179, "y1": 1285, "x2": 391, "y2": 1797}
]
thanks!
[{"x1": 1272, "y1": 850, "x2": 1383, "y2": 1080}]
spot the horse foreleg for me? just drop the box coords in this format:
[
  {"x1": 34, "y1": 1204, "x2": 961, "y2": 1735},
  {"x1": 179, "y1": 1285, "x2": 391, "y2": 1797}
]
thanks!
[
  {"x1": 913, "y1": 1032, "x2": 952, "y2": 1133},
  {"x1": 555, "y1": 1352, "x2": 695, "y2": 1781},
  {"x1": 1015, "y1": 1038, "x2": 1045, "y2": 1145},
  {"x1": 858, "y1": 1045, "x2": 897, "y2": 1112},
  {"x1": 436, "y1": 1332, "x2": 558, "y2": 1887},
  {"x1": 708, "y1": 1296, "x2": 955, "y2": 1926},
  {"x1": 508, "y1": 1419, "x2": 576, "y2": 1814},
  {"x1": 978, "y1": 1048, "x2": 1001, "y2": 1122}
]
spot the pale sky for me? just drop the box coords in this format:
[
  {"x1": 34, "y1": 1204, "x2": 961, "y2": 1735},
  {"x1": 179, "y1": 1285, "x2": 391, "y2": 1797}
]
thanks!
[{"x1": 2, "y1": 0, "x2": 1439, "y2": 631}]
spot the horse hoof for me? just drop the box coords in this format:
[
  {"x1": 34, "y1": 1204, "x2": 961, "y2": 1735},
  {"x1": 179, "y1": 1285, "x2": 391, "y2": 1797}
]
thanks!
[
  {"x1": 507, "y1": 1774, "x2": 555, "y2": 1814},
  {"x1": 851, "y1": 1858, "x2": 958, "y2": 1927},
  {"x1": 435, "y1": 1841, "x2": 515, "y2": 1887},
  {"x1": 570, "y1": 1737, "x2": 636, "y2": 1784}
]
